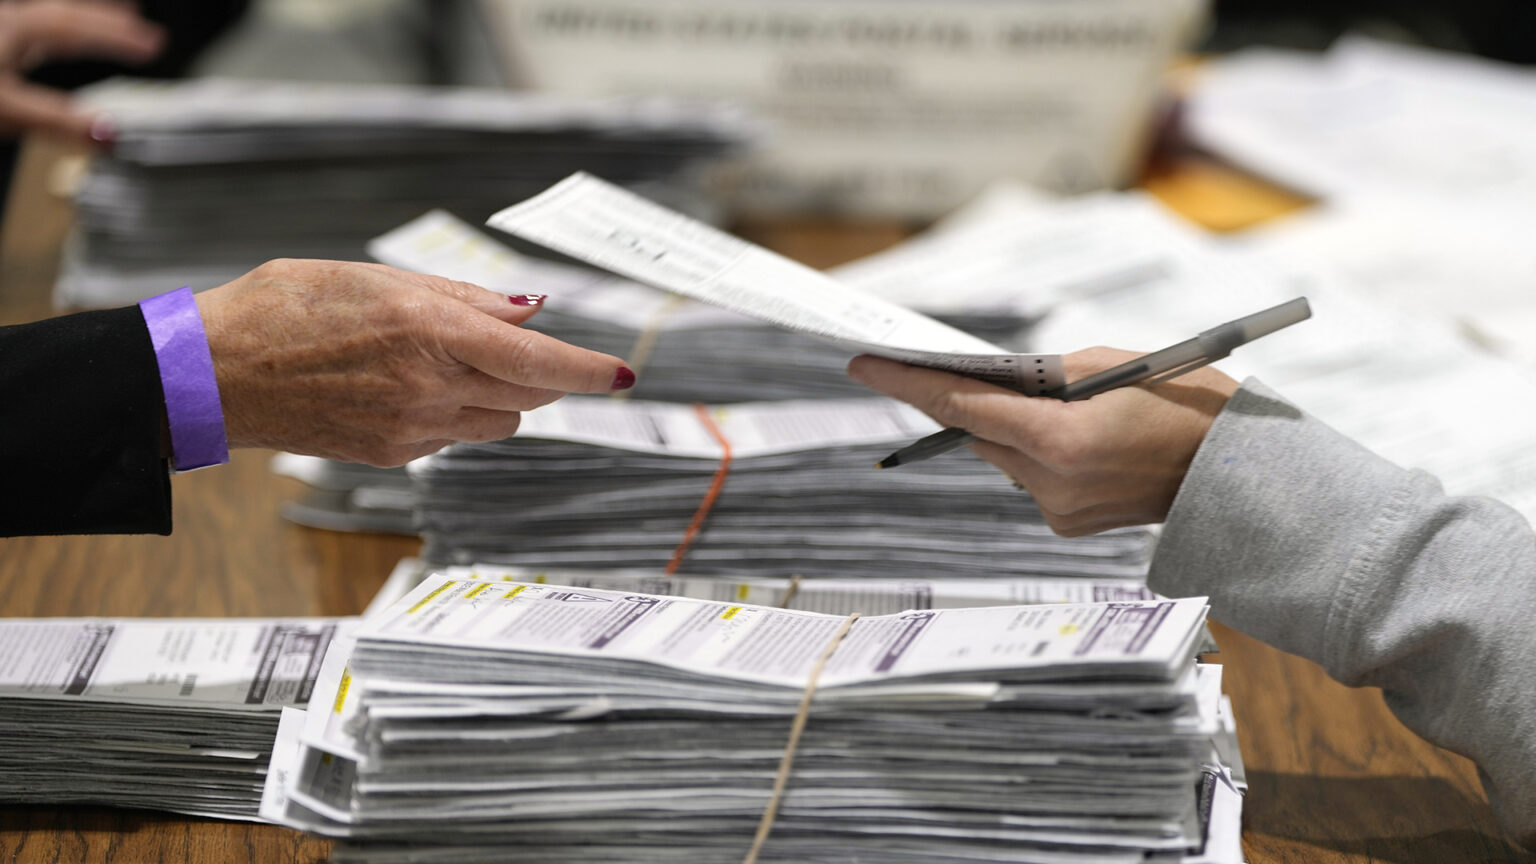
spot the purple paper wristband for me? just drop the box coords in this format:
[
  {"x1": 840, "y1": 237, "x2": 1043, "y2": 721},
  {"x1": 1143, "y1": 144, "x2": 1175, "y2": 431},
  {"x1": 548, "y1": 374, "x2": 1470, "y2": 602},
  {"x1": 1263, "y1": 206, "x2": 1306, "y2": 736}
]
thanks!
[{"x1": 139, "y1": 286, "x2": 229, "y2": 472}]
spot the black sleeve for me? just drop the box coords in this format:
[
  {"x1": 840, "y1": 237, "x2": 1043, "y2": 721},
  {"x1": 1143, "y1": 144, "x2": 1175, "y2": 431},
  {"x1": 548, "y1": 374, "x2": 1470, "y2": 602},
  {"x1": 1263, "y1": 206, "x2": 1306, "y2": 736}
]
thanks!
[{"x1": 0, "y1": 305, "x2": 173, "y2": 536}]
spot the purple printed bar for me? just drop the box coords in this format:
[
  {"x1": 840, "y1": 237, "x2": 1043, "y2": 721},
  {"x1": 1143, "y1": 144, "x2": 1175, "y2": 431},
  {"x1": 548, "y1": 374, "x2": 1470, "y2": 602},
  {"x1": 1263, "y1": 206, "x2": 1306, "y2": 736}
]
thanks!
[{"x1": 139, "y1": 286, "x2": 228, "y2": 472}]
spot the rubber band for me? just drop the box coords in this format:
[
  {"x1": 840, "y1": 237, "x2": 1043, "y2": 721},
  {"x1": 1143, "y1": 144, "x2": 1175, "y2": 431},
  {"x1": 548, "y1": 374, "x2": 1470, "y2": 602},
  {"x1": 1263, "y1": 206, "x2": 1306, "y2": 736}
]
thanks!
[
  {"x1": 777, "y1": 574, "x2": 804, "y2": 609},
  {"x1": 664, "y1": 403, "x2": 732, "y2": 575},
  {"x1": 742, "y1": 611, "x2": 862, "y2": 864},
  {"x1": 613, "y1": 295, "x2": 684, "y2": 400}
]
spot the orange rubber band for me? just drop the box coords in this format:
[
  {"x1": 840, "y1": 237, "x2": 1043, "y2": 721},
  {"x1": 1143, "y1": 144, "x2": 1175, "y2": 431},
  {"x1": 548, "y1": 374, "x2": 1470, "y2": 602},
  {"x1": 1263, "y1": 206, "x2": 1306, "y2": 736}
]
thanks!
[{"x1": 665, "y1": 403, "x2": 733, "y2": 575}]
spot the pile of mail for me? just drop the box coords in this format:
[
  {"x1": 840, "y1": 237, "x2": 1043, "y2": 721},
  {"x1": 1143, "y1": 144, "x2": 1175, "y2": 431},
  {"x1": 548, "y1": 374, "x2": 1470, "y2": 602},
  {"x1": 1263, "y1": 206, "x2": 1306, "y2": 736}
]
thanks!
[
  {"x1": 409, "y1": 396, "x2": 1155, "y2": 580},
  {"x1": 0, "y1": 616, "x2": 338, "y2": 820},
  {"x1": 264, "y1": 574, "x2": 1243, "y2": 862},
  {"x1": 56, "y1": 77, "x2": 757, "y2": 307}
]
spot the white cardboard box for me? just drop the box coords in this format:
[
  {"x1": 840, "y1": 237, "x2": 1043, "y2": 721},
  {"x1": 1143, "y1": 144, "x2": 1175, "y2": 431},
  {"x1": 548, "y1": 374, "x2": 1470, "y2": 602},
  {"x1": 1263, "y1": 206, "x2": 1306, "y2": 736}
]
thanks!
[{"x1": 482, "y1": 0, "x2": 1208, "y2": 218}]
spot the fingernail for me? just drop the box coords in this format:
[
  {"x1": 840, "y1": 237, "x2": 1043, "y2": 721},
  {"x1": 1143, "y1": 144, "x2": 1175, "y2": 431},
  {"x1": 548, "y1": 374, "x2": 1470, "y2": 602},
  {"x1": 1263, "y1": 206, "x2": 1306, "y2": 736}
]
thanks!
[
  {"x1": 508, "y1": 294, "x2": 545, "y2": 306},
  {"x1": 611, "y1": 366, "x2": 636, "y2": 391},
  {"x1": 88, "y1": 113, "x2": 118, "y2": 153}
]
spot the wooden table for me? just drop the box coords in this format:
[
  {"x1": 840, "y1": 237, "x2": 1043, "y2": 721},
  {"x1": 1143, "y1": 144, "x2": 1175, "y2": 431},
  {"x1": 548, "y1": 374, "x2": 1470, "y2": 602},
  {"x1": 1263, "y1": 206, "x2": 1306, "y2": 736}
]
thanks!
[{"x1": 0, "y1": 136, "x2": 1527, "y2": 863}]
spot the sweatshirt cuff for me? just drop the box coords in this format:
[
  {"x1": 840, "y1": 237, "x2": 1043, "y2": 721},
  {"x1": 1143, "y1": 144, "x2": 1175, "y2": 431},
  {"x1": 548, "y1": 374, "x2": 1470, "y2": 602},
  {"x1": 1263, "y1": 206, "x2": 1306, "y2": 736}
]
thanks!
[{"x1": 139, "y1": 287, "x2": 228, "y2": 472}]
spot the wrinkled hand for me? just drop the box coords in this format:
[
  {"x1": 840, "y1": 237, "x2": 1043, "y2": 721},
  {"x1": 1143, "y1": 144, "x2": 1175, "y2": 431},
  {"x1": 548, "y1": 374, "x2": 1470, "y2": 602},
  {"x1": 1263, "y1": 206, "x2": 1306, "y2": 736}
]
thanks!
[
  {"x1": 0, "y1": 0, "x2": 163, "y2": 141},
  {"x1": 848, "y1": 348, "x2": 1239, "y2": 536},
  {"x1": 196, "y1": 259, "x2": 636, "y2": 467}
]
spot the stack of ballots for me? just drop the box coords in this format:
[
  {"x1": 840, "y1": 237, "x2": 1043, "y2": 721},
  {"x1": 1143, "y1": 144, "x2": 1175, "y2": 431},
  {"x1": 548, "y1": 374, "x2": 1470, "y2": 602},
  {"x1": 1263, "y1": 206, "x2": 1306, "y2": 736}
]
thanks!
[
  {"x1": 262, "y1": 574, "x2": 1244, "y2": 863},
  {"x1": 0, "y1": 616, "x2": 338, "y2": 820},
  {"x1": 409, "y1": 395, "x2": 1155, "y2": 580},
  {"x1": 55, "y1": 77, "x2": 757, "y2": 307}
]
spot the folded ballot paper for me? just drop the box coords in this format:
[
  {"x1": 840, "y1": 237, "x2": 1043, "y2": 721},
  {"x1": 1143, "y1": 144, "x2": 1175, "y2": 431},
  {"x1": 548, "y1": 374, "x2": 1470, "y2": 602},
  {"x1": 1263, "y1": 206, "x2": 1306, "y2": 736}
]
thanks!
[
  {"x1": 55, "y1": 78, "x2": 757, "y2": 307},
  {"x1": 486, "y1": 171, "x2": 1066, "y2": 394},
  {"x1": 409, "y1": 395, "x2": 1156, "y2": 580},
  {"x1": 0, "y1": 616, "x2": 338, "y2": 820},
  {"x1": 262, "y1": 574, "x2": 1244, "y2": 863},
  {"x1": 368, "y1": 209, "x2": 889, "y2": 404}
]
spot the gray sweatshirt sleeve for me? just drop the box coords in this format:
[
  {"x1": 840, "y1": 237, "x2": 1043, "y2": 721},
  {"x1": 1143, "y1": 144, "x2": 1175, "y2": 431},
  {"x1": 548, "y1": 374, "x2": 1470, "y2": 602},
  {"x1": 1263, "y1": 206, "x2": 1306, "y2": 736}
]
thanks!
[{"x1": 1147, "y1": 378, "x2": 1536, "y2": 847}]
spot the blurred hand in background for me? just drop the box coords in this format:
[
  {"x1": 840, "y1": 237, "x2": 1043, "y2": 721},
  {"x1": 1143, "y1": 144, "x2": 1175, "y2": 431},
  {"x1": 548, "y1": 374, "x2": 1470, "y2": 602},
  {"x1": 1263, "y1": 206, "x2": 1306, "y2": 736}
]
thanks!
[{"x1": 0, "y1": 0, "x2": 164, "y2": 142}]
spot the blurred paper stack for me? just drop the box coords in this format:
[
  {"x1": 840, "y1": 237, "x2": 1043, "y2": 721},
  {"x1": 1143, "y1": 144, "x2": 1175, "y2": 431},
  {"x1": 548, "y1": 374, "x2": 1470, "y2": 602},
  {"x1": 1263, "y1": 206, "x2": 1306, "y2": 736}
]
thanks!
[
  {"x1": 56, "y1": 77, "x2": 758, "y2": 307},
  {"x1": 264, "y1": 575, "x2": 1243, "y2": 862},
  {"x1": 0, "y1": 617, "x2": 338, "y2": 820},
  {"x1": 408, "y1": 395, "x2": 1155, "y2": 580}
]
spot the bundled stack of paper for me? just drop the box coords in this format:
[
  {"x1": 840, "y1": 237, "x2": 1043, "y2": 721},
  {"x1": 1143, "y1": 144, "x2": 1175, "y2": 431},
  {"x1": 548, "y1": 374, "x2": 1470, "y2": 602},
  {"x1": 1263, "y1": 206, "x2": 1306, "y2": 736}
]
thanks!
[
  {"x1": 56, "y1": 77, "x2": 757, "y2": 307},
  {"x1": 264, "y1": 575, "x2": 1244, "y2": 862},
  {"x1": 409, "y1": 396, "x2": 1155, "y2": 580},
  {"x1": 0, "y1": 616, "x2": 338, "y2": 820}
]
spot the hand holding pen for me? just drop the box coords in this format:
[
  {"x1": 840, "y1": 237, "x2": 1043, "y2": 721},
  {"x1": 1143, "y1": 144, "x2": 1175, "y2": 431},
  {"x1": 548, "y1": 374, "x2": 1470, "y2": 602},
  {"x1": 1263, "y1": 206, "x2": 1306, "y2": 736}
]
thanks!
[
  {"x1": 846, "y1": 298, "x2": 1310, "y2": 536},
  {"x1": 877, "y1": 298, "x2": 1310, "y2": 468}
]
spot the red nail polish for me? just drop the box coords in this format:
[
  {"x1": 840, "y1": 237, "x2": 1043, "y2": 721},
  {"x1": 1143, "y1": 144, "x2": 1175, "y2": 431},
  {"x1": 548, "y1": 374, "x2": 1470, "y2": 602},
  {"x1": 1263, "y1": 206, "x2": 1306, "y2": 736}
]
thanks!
[
  {"x1": 611, "y1": 366, "x2": 636, "y2": 391},
  {"x1": 508, "y1": 294, "x2": 545, "y2": 306}
]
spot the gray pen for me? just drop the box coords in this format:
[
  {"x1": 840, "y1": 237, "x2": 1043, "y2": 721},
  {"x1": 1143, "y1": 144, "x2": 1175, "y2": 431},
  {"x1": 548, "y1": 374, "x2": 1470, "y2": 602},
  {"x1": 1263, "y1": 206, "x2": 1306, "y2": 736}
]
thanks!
[{"x1": 876, "y1": 297, "x2": 1313, "y2": 469}]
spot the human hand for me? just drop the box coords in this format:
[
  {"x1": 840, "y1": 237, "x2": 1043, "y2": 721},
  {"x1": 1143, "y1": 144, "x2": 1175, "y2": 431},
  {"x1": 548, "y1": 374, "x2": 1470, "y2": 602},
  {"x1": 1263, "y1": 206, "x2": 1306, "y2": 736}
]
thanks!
[
  {"x1": 0, "y1": 0, "x2": 164, "y2": 141},
  {"x1": 195, "y1": 259, "x2": 636, "y2": 467},
  {"x1": 847, "y1": 348, "x2": 1239, "y2": 536}
]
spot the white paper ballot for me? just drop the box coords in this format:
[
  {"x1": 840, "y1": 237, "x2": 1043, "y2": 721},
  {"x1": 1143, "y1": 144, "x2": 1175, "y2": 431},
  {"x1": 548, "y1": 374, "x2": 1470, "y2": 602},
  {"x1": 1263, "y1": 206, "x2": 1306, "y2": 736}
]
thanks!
[
  {"x1": 487, "y1": 172, "x2": 1065, "y2": 394},
  {"x1": 369, "y1": 208, "x2": 745, "y2": 332},
  {"x1": 0, "y1": 617, "x2": 336, "y2": 708},
  {"x1": 363, "y1": 575, "x2": 1207, "y2": 689},
  {"x1": 440, "y1": 564, "x2": 1158, "y2": 617}
]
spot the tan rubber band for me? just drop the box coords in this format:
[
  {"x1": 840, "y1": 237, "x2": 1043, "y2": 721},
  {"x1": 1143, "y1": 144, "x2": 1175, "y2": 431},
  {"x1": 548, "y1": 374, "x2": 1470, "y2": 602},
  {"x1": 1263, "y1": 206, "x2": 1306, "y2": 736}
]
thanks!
[
  {"x1": 742, "y1": 611, "x2": 862, "y2": 864},
  {"x1": 777, "y1": 573, "x2": 804, "y2": 609},
  {"x1": 613, "y1": 295, "x2": 684, "y2": 400}
]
